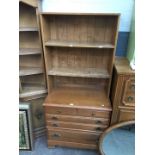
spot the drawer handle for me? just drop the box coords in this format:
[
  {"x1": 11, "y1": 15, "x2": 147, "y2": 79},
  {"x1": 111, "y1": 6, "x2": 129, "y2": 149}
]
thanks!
[
  {"x1": 92, "y1": 113, "x2": 95, "y2": 117},
  {"x1": 52, "y1": 123, "x2": 59, "y2": 127},
  {"x1": 96, "y1": 127, "x2": 102, "y2": 131},
  {"x1": 96, "y1": 120, "x2": 102, "y2": 124},
  {"x1": 127, "y1": 96, "x2": 134, "y2": 102},
  {"x1": 51, "y1": 133, "x2": 61, "y2": 138},
  {"x1": 51, "y1": 116, "x2": 58, "y2": 120}
]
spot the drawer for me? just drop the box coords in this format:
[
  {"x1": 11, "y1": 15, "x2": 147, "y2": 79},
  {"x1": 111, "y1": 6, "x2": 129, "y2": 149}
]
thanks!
[
  {"x1": 46, "y1": 120, "x2": 108, "y2": 132},
  {"x1": 47, "y1": 127, "x2": 100, "y2": 145},
  {"x1": 45, "y1": 106, "x2": 111, "y2": 118},
  {"x1": 46, "y1": 114, "x2": 110, "y2": 125},
  {"x1": 118, "y1": 107, "x2": 135, "y2": 122},
  {"x1": 47, "y1": 139, "x2": 97, "y2": 149},
  {"x1": 122, "y1": 76, "x2": 135, "y2": 106}
]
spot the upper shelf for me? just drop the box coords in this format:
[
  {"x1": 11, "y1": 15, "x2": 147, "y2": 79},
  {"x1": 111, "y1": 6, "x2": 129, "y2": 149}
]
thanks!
[
  {"x1": 19, "y1": 67, "x2": 43, "y2": 76},
  {"x1": 45, "y1": 40, "x2": 115, "y2": 49},
  {"x1": 48, "y1": 67, "x2": 111, "y2": 78},
  {"x1": 19, "y1": 48, "x2": 41, "y2": 55},
  {"x1": 19, "y1": 27, "x2": 38, "y2": 32}
]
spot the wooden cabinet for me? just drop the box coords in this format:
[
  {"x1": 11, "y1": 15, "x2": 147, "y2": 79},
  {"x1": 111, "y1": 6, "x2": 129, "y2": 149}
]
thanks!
[
  {"x1": 41, "y1": 13, "x2": 120, "y2": 149},
  {"x1": 19, "y1": 1, "x2": 47, "y2": 137},
  {"x1": 110, "y1": 57, "x2": 135, "y2": 125}
]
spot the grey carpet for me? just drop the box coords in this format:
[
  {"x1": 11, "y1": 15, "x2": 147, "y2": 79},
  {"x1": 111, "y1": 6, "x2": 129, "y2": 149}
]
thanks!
[{"x1": 19, "y1": 136, "x2": 99, "y2": 155}]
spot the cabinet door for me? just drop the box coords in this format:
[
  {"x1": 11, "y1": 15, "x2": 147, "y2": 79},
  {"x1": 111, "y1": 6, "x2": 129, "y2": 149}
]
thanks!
[
  {"x1": 31, "y1": 97, "x2": 45, "y2": 130},
  {"x1": 121, "y1": 76, "x2": 135, "y2": 106}
]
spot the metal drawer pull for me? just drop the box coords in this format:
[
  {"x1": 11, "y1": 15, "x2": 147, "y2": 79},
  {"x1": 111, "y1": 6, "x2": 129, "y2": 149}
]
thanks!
[
  {"x1": 96, "y1": 127, "x2": 102, "y2": 131},
  {"x1": 51, "y1": 133, "x2": 61, "y2": 138},
  {"x1": 96, "y1": 120, "x2": 102, "y2": 124},
  {"x1": 52, "y1": 123, "x2": 58, "y2": 127},
  {"x1": 127, "y1": 96, "x2": 134, "y2": 102},
  {"x1": 51, "y1": 116, "x2": 58, "y2": 120}
]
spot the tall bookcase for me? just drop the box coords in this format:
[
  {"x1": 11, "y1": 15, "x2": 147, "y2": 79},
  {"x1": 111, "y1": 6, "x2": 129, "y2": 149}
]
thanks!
[
  {"x1": 19, "y1": 1, "x2": 47, "y2": 138},
  {"x1": 41, "y1": 13, "x2": 120, "y2": 149}
]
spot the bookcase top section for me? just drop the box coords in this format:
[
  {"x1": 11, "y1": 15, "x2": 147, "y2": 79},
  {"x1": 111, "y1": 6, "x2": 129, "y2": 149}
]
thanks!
[{"x1": 41, "y1": 12, "x2": 120, "y2": 16}]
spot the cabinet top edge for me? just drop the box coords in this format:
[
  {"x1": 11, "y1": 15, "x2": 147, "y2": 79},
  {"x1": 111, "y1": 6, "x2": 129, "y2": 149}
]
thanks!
[{"x1": 40, "y1": 12, "x2": 120, "y2": 16}]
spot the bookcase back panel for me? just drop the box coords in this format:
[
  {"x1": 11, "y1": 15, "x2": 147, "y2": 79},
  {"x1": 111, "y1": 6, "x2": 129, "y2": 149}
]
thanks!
[
  {"x1": 43, "y1": 15, "x2": 118, "y2": 44},
  {"x1": 50, "y1": 76, "x2": 109, "y2": 92},
  {"x1": 21, "y1": 74, "x2": 45, "y2": 86},
  {"x1": 46, "y1": 47, "x2": 113, "y2": 73},
  {"x1": 19, "y1": 32, "x2": 40, "y2": 48},
  {"x1": 19, "y1": 3, "x2": 37, "y2": 28},
  {"x1": 19, "y1": 55, "x2": 42, "y2": 68}
]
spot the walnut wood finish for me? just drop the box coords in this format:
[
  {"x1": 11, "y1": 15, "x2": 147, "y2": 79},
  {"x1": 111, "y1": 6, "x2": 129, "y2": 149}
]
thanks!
[
  {"x1": 41, "y1": 13, "x2": 120, "y2": 149},
  {"x1": 110, "y1": 57, "x2": 135, "y2": 125}
]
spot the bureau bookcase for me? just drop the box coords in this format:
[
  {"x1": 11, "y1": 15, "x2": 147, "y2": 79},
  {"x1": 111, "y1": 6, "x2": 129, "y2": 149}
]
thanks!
[
  {"x1": 41, "y1": 13, "x2": 120, "y2": 149},
  {"x1": 19, "y1": 1, "x2": 47, "y2": 137}
]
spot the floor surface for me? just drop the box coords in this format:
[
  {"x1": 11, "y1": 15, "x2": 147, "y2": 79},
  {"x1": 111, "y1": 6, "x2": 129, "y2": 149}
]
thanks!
[{"x1": 19, "y1": 136, "x2": 99, "y2": 155}]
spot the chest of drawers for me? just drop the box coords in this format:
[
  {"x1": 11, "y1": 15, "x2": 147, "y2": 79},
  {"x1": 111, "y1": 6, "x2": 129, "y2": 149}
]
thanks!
[
  {"x1": 110, "y1": 57, "x2": 135, "y2": 125},
  {"x1": 43, "y1": 87, "x2": 112, "y2": 149}
]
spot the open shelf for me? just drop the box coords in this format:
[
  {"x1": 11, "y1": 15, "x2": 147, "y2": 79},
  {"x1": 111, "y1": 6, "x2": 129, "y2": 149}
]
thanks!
[
  {"x1": 19, "y1": 48, "x2": 41, "y2": 55},
  {"x1": 19, "y1": 85, "x2": 47, "y2": 98},
  {"x1": 19, "y1": 27, "x2": 38, "y2": 32},
  {"x1": 41, "y1": 14, "x2": 119, "y2": 47},
  {"x1": 48, "y1": 67, "x2": 110, "y2": 78},
  {"x1": 20, "y1": 74, "x2": 46, "y2": 98},
  {"x1": 19, "y1": 31, "x2": 40, "y2": 49},
  {"x1": 44, "y1": 86, "x2": 111, "y2": 110},
  {"x1": 19, "y1": 66, "x2": 43, "y2": 76},
  {"x1": 45, "y1": 40, "x2": 114, "y2": 49},
  {"x1": 19, "y1": 2, "x2": 38, "y2": 29}
]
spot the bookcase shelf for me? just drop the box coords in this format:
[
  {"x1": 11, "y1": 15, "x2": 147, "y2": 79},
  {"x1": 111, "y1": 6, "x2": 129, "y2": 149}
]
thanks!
[
  {"x1": 19, "y1": 27, "x2": 39, "y2": 32},
  {"x1": 19, "y1": 67, "x2": 43, "y2": 76},
  {"x1": 45, "y1": 40, "x2": 115, "y2": 49},
  {"x1": 48, "y1": 67, "x2": 110, "y2": 78},
  {"x1": 19, "y1": 48, "x2": 41, "y2": 55}
]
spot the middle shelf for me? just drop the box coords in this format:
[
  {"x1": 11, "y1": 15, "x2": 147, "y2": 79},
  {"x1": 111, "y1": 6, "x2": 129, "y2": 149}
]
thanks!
[
  {"x1": 19, "y1": 66, "x2": 43, "y2": 76},
  {"x1": 48, "y1": 67, "x2": 110, "y2": 78}
]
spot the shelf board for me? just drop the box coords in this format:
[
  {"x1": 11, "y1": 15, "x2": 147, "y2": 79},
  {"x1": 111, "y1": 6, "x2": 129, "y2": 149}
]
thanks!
[
  {"x1": 45, "y1": 40, "x2": 115, "y2": 49},
  {"x1": 19, "y1": 67, "x2": 43, "y2": 76},
  {"x1": 19, "y1": 27, "x2": 38, "y2": 32},
  {"x1": 19, "y1": 86, "x2": 47, "y2": 98},
  {"x1": 44, "y1": 87, "x2": 111, "y2": 110},
  {"x1": 19, "y1": 48, "x2": 41, "y2": 55},
  {"x1": 48, "y1": 68, "x2": 110, "y2": 78}
]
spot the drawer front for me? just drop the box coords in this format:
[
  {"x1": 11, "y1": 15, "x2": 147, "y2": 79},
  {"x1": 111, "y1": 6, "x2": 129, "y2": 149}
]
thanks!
[
  {"x1": 47, "y1": 120, "x2": 108, "y2": 132},
  {"x1": 46, "y1": 114, "x2": 110, "y2": 125},
  {"x1": 48, "y1": 139, "x2": 97, "y2": 149},
  {"x1": 122, "y1": 76, "x2": 135, "y2": 106},
  {"x1": 47, "y1": 128, "x2": 100, "y2": 145},
  {"x1": 118, "y1": 108, "x2": 135, "y2": 122},
  {"x1": 45, "y1": 106, "x2": 111, "y2": 118}
]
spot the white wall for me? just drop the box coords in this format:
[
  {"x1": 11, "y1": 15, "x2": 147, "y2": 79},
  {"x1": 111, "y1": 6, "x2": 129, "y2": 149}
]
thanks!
[{"x1": 41, "y1": 0, "x2": 134, "y2": 32}]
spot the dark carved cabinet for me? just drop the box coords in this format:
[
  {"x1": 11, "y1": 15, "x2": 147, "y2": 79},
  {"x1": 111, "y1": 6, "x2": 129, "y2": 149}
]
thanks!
[{"x1": 110, "y1": 57, "x2": 135, "y2": 125}]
